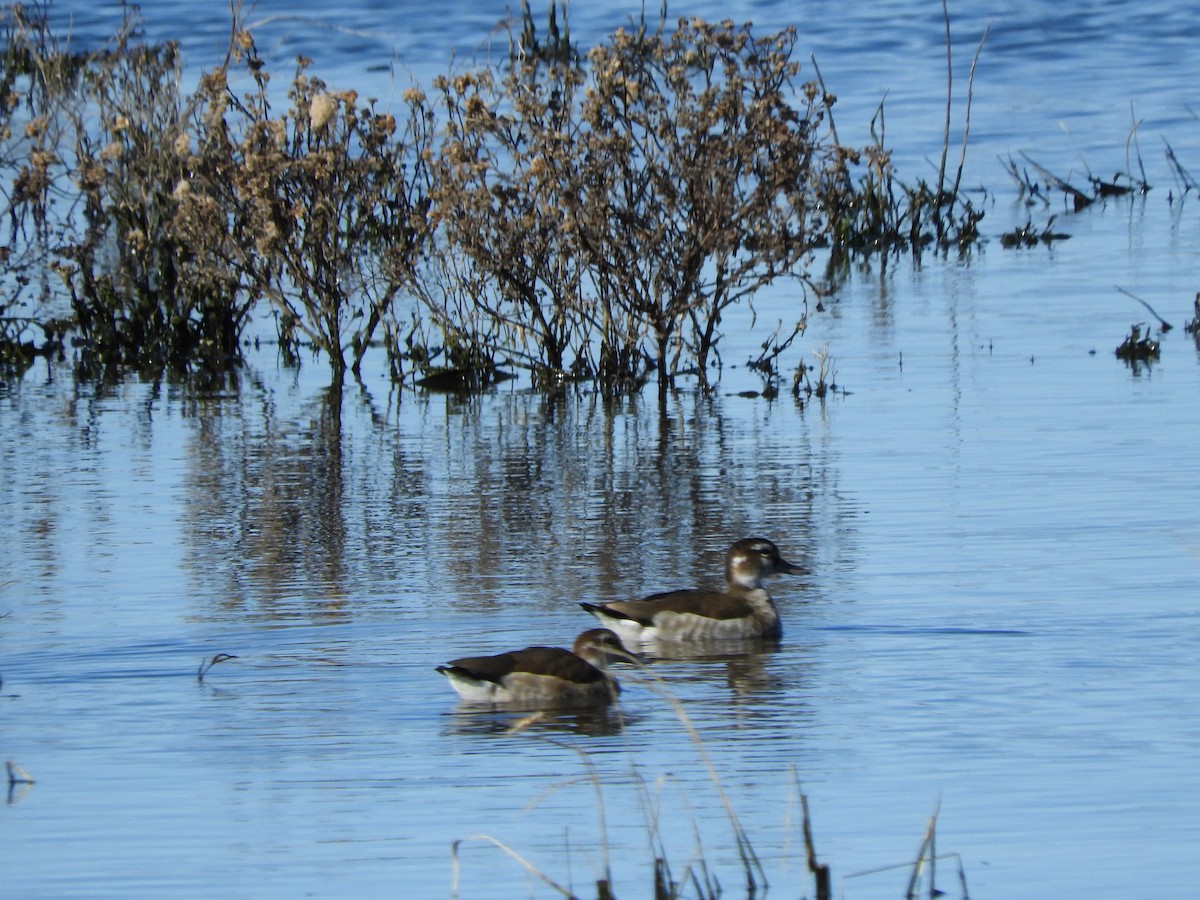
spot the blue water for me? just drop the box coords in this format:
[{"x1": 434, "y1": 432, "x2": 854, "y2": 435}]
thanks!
[
  {"x1": 54, "y1": 0, "x2": 1200, "y2": 182},
  {"x1": 4, "y1": 2, "x2": 1200, "y2": 898}
]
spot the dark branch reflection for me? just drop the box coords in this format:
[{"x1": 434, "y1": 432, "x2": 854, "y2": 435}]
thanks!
[{"x1": 175, "y1": 374, "x2": 835, "y2": 626}]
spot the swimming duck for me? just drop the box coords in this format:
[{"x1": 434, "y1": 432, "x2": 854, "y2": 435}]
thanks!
[
  {"x1": 580, "y1": 537, "x2": 807, "y2": 642},
  {"x1": 436, "y1": 628, "x2": 628, "y2": 706}
]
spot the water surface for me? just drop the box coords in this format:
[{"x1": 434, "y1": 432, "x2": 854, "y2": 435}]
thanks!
[{"x1": 4, "y1": 1, "x2": 1200, "y2": 898}]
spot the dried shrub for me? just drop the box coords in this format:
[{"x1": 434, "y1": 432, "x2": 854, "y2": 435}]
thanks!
[
  {"x1": 188, "y1": 32, "x2": 435, "y2": 387},
  {"x1": 1, "y1": 3, "x2": 82, "y2": 374},
  {"x1": 3, "y1": 6, "x2": 254, "y2": 378},
  {"x1": 424, "y1": 11, "x2": 590, "y2": 389},
  {"x1": 68, "y1": 35, "x2": 252, "y2": 375},
  {"x1": 1, "y1": 2, "x2": 988, "y2": 393},
  {"x1": 424, "y1": 8, "x2": 841, "y2": 393},
  {"x1": 577, "y1": 17, "x2": 830, "y2": 392}
]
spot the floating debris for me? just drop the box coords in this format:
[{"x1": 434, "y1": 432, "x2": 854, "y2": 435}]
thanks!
[
  {"x1": 1115, "y1": 324, "x2": 1160, "y2": 362},
  {"x1": 6, "y1": 759, "x2": 35, "y2": 785},
  {"x1": 1008, "y1": 152, "x2": 1149, "y2": 211},
  {"x1": 999, "y1": 218, "x2": 1070, "y2": 248}
]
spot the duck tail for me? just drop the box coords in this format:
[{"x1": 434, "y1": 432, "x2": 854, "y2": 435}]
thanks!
[{"x1": 579, "y1": 601, "x2": 634, "y2": 622}]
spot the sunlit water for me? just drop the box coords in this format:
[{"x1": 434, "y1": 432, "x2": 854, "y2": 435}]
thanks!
[{"x1": 4, "y1": 1, "x2": 1200, "y2": 898}]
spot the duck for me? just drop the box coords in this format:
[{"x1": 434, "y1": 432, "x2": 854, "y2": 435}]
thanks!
[
  {"x1": 436, "y1": 628, "x2": 629, "y2": 706},
  {"x1": 579, "y1": 537, "x2": 807, "y2": 643}
]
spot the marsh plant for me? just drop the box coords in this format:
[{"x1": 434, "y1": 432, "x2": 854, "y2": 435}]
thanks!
[
  {"x1": 0, "y1": 3, "x2": 79, "y2": 372},
  {"x1": 182, "y1": 34, "x2": 437, "y2": 388},
  {"x1": 1, "y1": 2, "x2": 983, "y2": 388},
  {"x1": 1, "y1": 6, "x2": 252, "y2": 377},
  {"x1": 429, "y1": 12, "x2": 848, "y2": 393}
]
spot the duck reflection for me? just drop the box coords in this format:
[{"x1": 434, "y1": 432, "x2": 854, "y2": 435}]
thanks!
[
  {"x1": 632, "y1": 636, "x2": 786, "y2": 697},
  {"x1": 443, "y1": 703, "x2": 629, "y2": 738}
]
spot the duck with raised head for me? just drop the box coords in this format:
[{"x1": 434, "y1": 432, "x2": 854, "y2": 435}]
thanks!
[
  {"x1": 580, "y1": 537, "x2": 807, "y2": 643},
  {"x1": 436, "y1": 628, "x2": 629, "y2": 706}
]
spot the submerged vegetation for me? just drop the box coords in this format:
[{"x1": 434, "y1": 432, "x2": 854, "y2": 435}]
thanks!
[{"x1": 0, "y1": 1, "x2": 987, "y2": 389}]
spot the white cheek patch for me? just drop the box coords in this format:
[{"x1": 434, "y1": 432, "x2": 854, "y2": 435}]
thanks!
[{"x1": 727, "y1": 551, "x2": 761, "y2": 588}]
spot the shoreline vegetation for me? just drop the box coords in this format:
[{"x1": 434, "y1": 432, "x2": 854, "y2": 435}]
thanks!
[{"x1": 0, "y1": 1, "x2": 987, "y2": 392}]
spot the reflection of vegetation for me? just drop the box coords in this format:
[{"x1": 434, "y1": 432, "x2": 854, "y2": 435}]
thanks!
[
  {"x1": 1, "y1": 3, "x2": 983, "y2": 388},
  {"x1": 175, "y1": 382, "x2": 822, "y2": 620}
]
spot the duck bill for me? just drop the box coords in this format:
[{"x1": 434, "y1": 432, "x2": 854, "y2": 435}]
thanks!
[
  {"x1": 609, "y1": 644, "x2": 644, "y2": 666},
  {"x1": 777, "y1": 557, "x2": 811, "y2": 576}
]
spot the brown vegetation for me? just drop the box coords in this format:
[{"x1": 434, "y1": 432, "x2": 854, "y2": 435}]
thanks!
[{"x1": 1, "y1": 2, "x2": 982, "y2": 388}]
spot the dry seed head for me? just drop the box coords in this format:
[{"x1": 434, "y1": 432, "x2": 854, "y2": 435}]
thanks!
[
  {"x1": 236, "y1": 31, "x2": 253, "y2": 50},
  {"x1": 201, "y1": 69, "x2": 228, "y2": 94},
  {"x1": 206, "y1": 104, "x2": 226, "y2": 131},
  {"x1": 173, "y1": 133, "x2": 190, "y2": 156},
  {"x1": 99, "y1": 141, "x2": 124, "y2": 161},
  {"x1": 30, "y1": 149, "x2": 58, "y2": 170},
  {"x1": 373, "y1": 114, "x2": 396, "y2": 136},
  {"x1": 256, "y1": 221, "x2": 279, "y2": 254},
  {"x1": 76, "y1": 160, "x2": 104, "y2": 191},
  {"x1": 310, "y1": 93, "x2": 337, "y2": 132}
]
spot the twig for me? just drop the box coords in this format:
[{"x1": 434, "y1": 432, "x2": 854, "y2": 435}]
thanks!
[
  {"x1": 1126, "y1": 104, "x2": 1149, "y2": 191},
  {"x1": 450, "y1": 834, "x2": 579, "y2": 899},
  {"x1": 1116, "y1": 286, "x2": 1173, "y2": 332},
  {"x1": 1163, "y1": 139, "x2": 1199, "y2": 194},
  {"x1": 1019, "y1": 152, "x2": 1092, "y2": 209},
  {"x1": 810, "y1": 54, "x2": 852, "y2": 193},
  {"x1": 952, "y1": 23, "x2": 990, "y2": 202},
  {"x1": 522, "y1": 735, "x2": 614, "y2": 889},
  {"x1": 800, "y1": 788, "x2": 831, "y2": 900},
  {"x1": 633, "y1": 669, "x2": 768, "y2": 894},
  {"x1": 905, "y1": 797, "x2": 941, "y2": 899},
  {"x1": 847, "y1": 851, "x2": 971, "y2": 899},
  {"x1": 197, "y1": 653, "x2": 239, "y2": 683},
  {"x1": 6, "y1": 759, "x2": 35, "y2": 785},
  {"x1": 937, "y1": 0, "x2": 952, "y2": 204}
]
